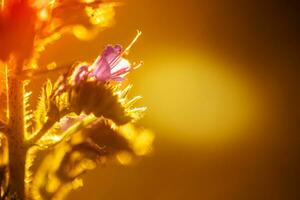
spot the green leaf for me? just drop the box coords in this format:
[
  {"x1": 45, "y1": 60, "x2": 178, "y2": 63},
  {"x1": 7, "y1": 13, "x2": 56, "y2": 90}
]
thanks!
[
  {"x1": 34, "y1": 80, "x2": 52, "y2": 131},
  {"x1": 24, "y1": 80, "x2": 34, "y2": 134},
  {"x1": 32, "y1": 118, "x2": 133, "y2": 200},
  {"x1": 36, "y1": 114, "x2": 97, "y2": 149}
]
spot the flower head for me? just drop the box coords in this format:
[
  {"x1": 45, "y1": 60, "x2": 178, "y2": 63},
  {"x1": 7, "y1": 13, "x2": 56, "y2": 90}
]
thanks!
[
  {"x1": 71, "y1": 31, "x2": 142, "y2": 85},
  {"x1": 49, "y1": 31, "x2": 145, "y2": 125},
  {"x1": 91, "y1": 44, "x2": 131, "y2": 82}
]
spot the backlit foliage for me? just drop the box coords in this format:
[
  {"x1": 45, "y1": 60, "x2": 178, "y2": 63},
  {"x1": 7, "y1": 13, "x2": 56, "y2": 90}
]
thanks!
[{"x1": 0, "y1": 0, "x2": 153, "y2": 199}]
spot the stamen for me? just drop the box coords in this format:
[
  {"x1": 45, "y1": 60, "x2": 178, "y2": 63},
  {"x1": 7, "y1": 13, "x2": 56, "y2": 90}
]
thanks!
[
  {"x1": 124, "y1": 30, "x2": 142, "y2": 55},
  {"x1": 110, "y1": 30, "x2": 142, "y2": 69},
  {"x1": 133, "y1": 61, "x2": 143, "y2": 70}
]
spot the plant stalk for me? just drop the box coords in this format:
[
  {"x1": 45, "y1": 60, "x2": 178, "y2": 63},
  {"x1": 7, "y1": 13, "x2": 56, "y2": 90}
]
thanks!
[{"x1": 7, "y1": 63, "x2": 26, "y2": 199}]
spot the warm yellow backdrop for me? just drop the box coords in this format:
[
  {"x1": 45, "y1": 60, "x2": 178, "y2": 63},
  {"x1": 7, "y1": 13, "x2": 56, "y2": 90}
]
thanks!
[{"x1": 26, "y1": 0, "x2": 299, "y2": 199}]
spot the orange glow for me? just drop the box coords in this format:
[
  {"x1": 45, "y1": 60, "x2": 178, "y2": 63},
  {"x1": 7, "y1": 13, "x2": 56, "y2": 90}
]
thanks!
[
  {"x1": 1, "y1": 0, "x2": 297, "y2": 199},
  {"x1": 85, "y1": 3, "x2": 118, "y2": 26},
  {"x1": 38, "y1": 8, "x2": 48, "y2": 20},
  {"x1": 0, "y1": 0, "x2": 4, "y2": 10}
]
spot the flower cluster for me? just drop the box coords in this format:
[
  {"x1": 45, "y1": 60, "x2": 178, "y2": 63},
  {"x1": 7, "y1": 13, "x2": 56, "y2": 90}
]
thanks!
[
  {"x1": 23, "y1": 34, "x2": 152, "y2": 199},
  {"x1": 45, "y1": 32, "x2": 143, "y2": 126}
]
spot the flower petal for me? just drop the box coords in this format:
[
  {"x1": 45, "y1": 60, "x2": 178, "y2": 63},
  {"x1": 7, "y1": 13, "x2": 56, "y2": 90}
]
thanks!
[{"x1": 92, "y1": 57, "x2": 111, "y2": 81}]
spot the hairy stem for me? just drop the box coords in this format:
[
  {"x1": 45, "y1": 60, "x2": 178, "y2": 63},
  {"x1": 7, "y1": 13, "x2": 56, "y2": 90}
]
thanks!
[{"x1": 7, "y1": 65, "x2": 26, "y2": 199}]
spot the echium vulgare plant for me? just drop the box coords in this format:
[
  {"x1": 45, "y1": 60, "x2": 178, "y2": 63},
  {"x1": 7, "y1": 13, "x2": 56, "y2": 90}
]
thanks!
[{"x1": 0, "y1": 0, "x2": 154, "y2": 199}]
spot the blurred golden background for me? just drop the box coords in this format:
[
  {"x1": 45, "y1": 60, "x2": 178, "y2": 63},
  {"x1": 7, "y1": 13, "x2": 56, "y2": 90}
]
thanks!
[{"x1": 28, "y1": 0, "x2": 299, "y2": 199}]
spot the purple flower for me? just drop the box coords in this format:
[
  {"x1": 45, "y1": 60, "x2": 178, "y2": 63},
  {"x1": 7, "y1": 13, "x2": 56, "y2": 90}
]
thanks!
[
  {"x1": 68, "y1": 31, "x2": 141, "y2": 85},
  {"x1": 91, "y1": 44, "x2": 131, "y2": 82}
]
